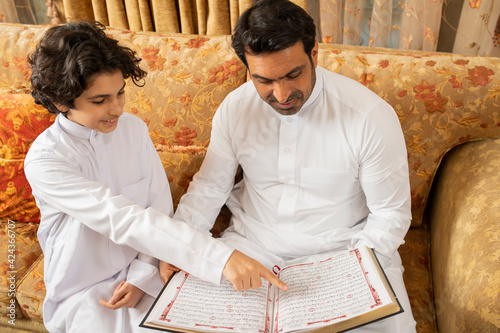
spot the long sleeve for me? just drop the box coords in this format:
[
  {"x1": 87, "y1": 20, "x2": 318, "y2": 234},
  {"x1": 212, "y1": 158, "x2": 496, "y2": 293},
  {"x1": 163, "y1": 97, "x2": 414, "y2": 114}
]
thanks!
[
  {"x1": 350, "y1": 102, "x2": 412, "y2": 266},
  {"x1": 25, "y1": 154, "x2": 233, "y2": 286},
  {"x1": 173, "y1": 104, "x2": 240, "y2": 233},
  {"x1": 126, "y1": 133, "x2": 175, "y2": 296}
]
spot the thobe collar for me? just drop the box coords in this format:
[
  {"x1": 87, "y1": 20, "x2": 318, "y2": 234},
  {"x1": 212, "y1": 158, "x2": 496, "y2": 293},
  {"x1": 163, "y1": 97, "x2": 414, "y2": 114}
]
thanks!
[
  {"x1": 298, "y1": 66, "x2": 323, "y2": 112},
  {"x1": 57, "y1": 113, "x2": 103, "y2": 141}
]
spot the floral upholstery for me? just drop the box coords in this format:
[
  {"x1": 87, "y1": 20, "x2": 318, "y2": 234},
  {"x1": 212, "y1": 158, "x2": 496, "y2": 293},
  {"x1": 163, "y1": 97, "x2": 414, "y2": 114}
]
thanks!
[
  {"x1": 15, "y1": 254, "x2": 44, "y2": 321},
  {"x1": 317, "y1": 43, "x2": 500, "y2": 227},
  {"x1": 429, "y1": 138, "x2": 500, "y2": 332},
  {"x1": 0, "y1": 219, "x2": 42, "y2": 319},
  {"x1": 0, "y1": 94, "x2": 55, "y2": 223},
  {"x1": 104, "y1": 29, "x2": 246, "y2": 150},
  {"x1": 1, "y1": 23, "x2": 499, "y2": 333}
]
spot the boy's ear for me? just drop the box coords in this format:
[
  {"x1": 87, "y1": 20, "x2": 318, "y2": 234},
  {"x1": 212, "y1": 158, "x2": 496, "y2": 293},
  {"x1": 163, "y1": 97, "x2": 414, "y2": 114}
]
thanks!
[{"x1": 54, "y1": 103, "x2": 69, "y2": 112}]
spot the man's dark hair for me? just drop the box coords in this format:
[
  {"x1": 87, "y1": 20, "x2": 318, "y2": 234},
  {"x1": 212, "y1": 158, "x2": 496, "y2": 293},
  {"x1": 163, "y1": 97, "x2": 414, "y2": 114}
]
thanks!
[
  {"x1": 231, "y1": 0, "x2": 316, "y2": 68},
  {"x1": 28, "y1": 21, "x2": 147, "y2": 114}
]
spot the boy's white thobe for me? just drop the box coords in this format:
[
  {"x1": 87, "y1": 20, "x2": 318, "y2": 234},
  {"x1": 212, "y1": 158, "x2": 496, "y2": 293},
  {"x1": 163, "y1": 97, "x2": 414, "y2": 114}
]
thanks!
[{"x1": 25, "y1": 113, "x2": 233, "y2": 332}]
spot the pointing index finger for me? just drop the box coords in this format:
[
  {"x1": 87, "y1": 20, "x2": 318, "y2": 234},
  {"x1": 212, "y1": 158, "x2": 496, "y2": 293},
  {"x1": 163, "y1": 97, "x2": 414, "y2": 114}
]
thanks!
[{"x1": 261, "y1": 268, "x2": 288, "y2": 291}]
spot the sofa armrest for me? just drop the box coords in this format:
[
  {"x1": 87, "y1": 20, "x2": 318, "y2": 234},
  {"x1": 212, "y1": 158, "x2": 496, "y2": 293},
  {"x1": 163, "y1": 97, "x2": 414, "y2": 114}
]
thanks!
[{"x1": 428, "y1": 138, "x2": 500, "y2": 332}]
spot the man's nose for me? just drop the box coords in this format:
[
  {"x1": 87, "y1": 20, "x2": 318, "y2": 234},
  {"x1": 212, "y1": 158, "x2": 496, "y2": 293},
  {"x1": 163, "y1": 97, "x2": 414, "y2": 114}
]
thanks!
[{"x1": 273, "y1": 81, "x2": 291, "y2": 103}]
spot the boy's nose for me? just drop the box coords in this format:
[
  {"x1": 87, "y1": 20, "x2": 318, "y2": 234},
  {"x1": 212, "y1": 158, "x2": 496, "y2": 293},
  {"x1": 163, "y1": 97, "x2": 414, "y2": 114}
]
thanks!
[{"x1": 109, "y1": 99, "x2": 124, "y2": 116}]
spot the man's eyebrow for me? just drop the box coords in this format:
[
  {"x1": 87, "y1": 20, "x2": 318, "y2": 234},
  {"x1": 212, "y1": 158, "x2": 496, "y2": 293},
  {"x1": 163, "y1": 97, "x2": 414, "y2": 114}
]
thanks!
[
  {"x1": 251, "y1": 65, "x2": 306, "y2": 82},
  {"x1": 86, "y1": 82, "x2": 126, "y2": 99}
]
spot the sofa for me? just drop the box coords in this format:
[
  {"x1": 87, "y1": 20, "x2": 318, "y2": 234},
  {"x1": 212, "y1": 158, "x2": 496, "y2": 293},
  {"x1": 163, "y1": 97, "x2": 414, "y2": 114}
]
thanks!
[{"x1": 0, "y1": 22, "x2": 499, "y2": 333}]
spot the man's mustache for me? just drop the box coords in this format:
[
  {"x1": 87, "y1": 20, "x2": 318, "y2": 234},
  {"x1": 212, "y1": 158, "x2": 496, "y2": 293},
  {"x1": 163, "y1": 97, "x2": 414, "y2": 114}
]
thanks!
[{"x1": 268, "y1": 91, "x2": 303, "y2": 104}]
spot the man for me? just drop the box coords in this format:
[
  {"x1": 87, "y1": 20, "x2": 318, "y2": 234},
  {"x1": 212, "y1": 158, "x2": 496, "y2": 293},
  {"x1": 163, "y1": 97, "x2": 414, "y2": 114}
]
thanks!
[{"x1": 167, "y1": 0, "x2": 416, "y2": 330}]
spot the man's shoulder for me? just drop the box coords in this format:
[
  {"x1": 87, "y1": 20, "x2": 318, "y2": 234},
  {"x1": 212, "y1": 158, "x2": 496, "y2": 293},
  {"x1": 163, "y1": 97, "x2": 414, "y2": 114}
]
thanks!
[
  {"x1": 318, "y1": 66, "x2": 375, "y2": 94},
  {"x1": 224, "y1": 80, "x2": 259, "y2": 104},
  {"x1": 318, "y1": 66, "x2": 390, "y2": 114}
]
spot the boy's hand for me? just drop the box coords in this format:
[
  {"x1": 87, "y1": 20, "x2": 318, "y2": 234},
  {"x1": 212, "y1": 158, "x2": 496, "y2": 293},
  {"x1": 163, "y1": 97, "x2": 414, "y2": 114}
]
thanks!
[
  {"x1": 159, "y1": 260, "x2": 181, "y2": 285},
  {"x1": 99, "y1": 281, "x2": 145, "y2": 310},
  {"x1": 223, "y1": 250, "x2": 288, "y2": 291}
]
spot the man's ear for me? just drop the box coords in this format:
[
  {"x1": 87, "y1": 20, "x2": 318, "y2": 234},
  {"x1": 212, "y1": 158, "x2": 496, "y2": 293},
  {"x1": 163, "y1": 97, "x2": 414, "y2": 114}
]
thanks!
[
  {"x1": 311, "y1": 40, "x2": 319, "y2": 68},
  {"x1": 54, "y1": 103, "x2": 69, "y2": 113}
]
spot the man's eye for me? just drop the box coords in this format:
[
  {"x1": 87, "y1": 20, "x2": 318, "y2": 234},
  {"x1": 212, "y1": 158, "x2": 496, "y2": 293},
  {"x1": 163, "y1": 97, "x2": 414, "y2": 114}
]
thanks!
[{"x1": 287, "y1": 72, "x2": 301, "y2": 79}]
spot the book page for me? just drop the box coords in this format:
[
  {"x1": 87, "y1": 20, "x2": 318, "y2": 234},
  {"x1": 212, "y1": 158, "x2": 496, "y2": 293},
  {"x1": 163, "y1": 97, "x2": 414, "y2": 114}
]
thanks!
[
  {"x1": 273, "y1": 247, "x2": 393, "y2": 332},
  {"x1": 147, "y1": 272, "x2": 271, "y2": 332}
]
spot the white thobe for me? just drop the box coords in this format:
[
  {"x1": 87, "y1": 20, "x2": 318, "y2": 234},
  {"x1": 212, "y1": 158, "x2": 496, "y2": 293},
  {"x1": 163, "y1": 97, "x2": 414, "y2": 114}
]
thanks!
[
  {"x1": 174, "y1": 66, "x2": 417, "y2": 332},
  {"x1": 24, "y1": 113, "x2": 233, "y2": 332}
]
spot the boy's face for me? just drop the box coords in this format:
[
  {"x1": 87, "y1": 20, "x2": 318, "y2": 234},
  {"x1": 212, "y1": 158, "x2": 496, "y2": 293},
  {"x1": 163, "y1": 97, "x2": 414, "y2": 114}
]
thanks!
[
  {"x1": 63, "y1": 70, "x2": 126, "y2": 133},
  {"x1": 246, "y1": 40, "x2": 318, "y2": 116}
]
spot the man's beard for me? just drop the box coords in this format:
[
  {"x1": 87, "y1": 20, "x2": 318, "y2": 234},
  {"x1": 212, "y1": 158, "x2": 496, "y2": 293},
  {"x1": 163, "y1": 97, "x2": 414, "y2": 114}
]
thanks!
[
  {"x1": 267, "y1": 91, "x2": 305, "y2": 116},
  {"x1": 266, "y1": 65, "x2": 316, "y2": 116}
]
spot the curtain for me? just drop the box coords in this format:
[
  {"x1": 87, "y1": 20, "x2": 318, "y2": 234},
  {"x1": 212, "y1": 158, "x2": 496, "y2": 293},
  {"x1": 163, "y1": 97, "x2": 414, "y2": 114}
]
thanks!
[
  {"x1": 48, "y1": 0, "x2": 443, "y2": 51},
  {"x1": 0, "y1": 0, "x2": 41, "y2": 24},
  {"x1": 442, "y1": 0, "x2": 500, "y2": 56},
  {"x1": 309, "y1": 0, "x2": 443, "y2": 51},
  {"x1": 52, "y1": 0, "x2": 256, "y2": 35},
  {"x1": 6, "y1": 0, "x2": 499, "y2": 55}
]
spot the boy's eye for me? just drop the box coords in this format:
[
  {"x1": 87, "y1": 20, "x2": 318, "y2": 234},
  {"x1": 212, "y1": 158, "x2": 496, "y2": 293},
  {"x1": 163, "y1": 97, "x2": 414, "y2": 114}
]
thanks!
[
  {"x1": 92, "y1": 99, "x2": 105, "y2": 104},
  {"x1": 118, "y1": 90, "x2": 125, "y2": 95}
]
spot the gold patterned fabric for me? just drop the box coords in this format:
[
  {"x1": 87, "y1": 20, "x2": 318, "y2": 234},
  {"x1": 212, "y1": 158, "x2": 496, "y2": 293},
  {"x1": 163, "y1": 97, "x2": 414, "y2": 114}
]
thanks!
[
  {"x1": 316, "y1": 43, "x2": 500, "y2": 227},
  {"x1": 399, "y1": 222, "x2": 436, "y2": 333},
  {"x1": 16, "y1": 254, "x2": 44, "y2": 321},
  {"x1": 1, "y1": 23, "x2": 500, "y2": 333},
  {"x1": 0, "y1": 220, "x2": 42, "y2": 318},
  {"x1": 102, "y1": 29, "x2": 247, "y2": 149},
  {"x1": 0, "y1": 94, "x2": 55, "y2": 223},
  {"x1": 429, "y1": 138, "x2": 500, "y2": 333},
  {"x1": 156, "y1": 150, "x2": 207, "y2": 208}
]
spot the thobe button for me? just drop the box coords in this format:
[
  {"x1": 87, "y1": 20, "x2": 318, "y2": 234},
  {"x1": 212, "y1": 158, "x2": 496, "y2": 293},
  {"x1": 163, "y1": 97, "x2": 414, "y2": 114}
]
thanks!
[
  {"x1": 286, "y1": 192, "x2": 294, "y2": 198},
  {"x1": 286, "y1": 117, "x2": 293, "y2": 123},
  {"x1": 284, "y1": 148, "x2": 291, "y2": 153},
  {"x1": 283, "y1": 177, "x2": 290, "y2": 183}
]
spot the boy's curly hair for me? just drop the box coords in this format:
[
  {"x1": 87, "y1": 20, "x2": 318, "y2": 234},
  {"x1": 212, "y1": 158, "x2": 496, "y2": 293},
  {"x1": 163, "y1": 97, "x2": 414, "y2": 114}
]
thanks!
[{"x1": 28, "y1": 21, "x2": 147, "y2": 114}]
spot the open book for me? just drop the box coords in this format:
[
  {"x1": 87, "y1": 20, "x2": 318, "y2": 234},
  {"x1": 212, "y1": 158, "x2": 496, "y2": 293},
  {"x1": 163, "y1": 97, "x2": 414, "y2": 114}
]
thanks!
[{"x1": 141, "y1": 246, "x2": 403, "y2": 333}]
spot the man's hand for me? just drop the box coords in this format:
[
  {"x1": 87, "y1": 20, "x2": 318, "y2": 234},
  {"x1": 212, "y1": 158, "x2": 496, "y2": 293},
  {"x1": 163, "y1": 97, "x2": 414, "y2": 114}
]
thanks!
[
  {"x1": 159, "y1": 260, "x2": 181, "y2": 285},
  {"x1": 223, "y1": 250, "x2": 288, "y2": 291},
  {"x1": 99, "y1": 281, "x2": 145, "y2": 310}
]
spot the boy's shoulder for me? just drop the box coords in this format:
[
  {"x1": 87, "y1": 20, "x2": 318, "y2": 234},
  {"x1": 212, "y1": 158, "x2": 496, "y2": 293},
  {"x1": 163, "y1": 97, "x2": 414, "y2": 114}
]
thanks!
[{"x1": 119, "y1": 112, "x2": 147, "y2": 128}]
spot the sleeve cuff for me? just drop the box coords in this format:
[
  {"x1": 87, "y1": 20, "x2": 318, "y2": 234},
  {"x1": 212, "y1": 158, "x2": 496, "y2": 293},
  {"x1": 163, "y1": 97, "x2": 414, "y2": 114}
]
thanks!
[
  {"x1": 199, "y1": 240, "x2": 235, "y2": 285},
  {"x1": 127, "y1": 258, "x2": 163, "y2": 297}
]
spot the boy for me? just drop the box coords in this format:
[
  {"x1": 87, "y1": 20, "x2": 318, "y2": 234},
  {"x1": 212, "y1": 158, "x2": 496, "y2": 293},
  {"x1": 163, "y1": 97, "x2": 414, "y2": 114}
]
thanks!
[{"x1": 25, "y1": 21, "x2": 285, "y2": 332}]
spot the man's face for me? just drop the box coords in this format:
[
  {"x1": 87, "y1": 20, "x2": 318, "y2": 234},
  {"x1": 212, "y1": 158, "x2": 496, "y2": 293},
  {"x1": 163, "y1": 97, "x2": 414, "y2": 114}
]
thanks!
[{"x1": 246, "y1": 41, "x2": 318, "y2": 116}]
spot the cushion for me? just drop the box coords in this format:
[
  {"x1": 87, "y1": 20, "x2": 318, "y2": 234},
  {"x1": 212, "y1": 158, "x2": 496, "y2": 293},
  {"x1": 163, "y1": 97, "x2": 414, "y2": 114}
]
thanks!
[
  {"x1": 317, "y1": 43, "x2": 500, "y2": 227},
  {"x1": 16, "y1": 254, "x2": 45, "y2": 322},
  {"x1": 103, "y1": 28, "x2": 247, "y2": 147},
  {"x1": 0, "y1": 94, "x2": 55, "y2": 223},
  {"x1": 399, "y1": 223, "x2": 437, "y2": 333},
  {"x1": 156, "y1": 146, "x2": 207, "y2": 208},
  {"x1": 0, "y1": 220, "x2": 42, "y2": 318},
  {"x1": 429, "y1": 138, "x2": 500, "y2": 332}
]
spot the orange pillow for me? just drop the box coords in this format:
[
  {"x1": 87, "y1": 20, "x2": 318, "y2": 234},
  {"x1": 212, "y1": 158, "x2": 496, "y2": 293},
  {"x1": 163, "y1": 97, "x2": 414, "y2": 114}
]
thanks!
[{"x1": 0, "y1": 93, "x2": 55, "y2": 223}]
